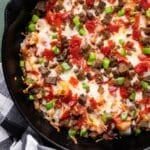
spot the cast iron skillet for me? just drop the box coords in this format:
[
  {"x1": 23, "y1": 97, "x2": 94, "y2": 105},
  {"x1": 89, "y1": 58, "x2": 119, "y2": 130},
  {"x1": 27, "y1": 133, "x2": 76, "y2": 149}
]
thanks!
[{"x1": 2, "y1": 0, "x2": 150, "y2": 149}]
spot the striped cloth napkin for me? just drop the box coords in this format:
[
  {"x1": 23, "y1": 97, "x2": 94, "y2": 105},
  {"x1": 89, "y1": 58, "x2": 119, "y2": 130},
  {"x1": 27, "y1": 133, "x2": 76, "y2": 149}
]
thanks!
[{"x1": 0, "y1": 63, "x2": 55, "y2": 150}]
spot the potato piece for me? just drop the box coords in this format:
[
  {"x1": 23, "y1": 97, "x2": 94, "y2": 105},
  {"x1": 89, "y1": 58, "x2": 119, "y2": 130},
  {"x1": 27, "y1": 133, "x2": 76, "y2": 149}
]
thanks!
[{"x1": 116, "y1": 120, "x2": 131, "y2": 131}]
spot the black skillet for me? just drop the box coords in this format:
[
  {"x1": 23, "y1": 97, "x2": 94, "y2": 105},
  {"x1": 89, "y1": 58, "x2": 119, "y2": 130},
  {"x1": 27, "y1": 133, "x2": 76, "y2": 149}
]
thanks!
[{"x1": 2, "y1": 0, "x2": 150, "y2": 149}]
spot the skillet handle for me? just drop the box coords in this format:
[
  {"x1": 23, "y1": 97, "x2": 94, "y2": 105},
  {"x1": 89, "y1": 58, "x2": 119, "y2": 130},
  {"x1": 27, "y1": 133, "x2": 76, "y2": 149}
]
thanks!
[{"x1": 1, "y1": 118, "x2": 26, "y2": 140}]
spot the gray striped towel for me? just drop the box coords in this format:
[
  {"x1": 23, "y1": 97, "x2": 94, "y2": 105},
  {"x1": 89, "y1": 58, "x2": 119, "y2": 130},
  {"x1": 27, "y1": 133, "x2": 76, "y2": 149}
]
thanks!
[{"x1": 0, "y1": 63, "x2": 55, "y2": 150}]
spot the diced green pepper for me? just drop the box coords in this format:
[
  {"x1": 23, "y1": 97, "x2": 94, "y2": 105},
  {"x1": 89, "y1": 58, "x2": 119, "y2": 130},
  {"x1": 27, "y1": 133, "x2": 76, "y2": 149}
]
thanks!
[
  {"x1": 120, "y1": 112, "x2": 128, "y2": 120},
  {"x1": 45, "y1": 99, "x2": 56, "y2": 110},
  {"x1": 143, "y1": 47, "x2": 150, "y2": 55},
  {"x1": 38, "y1": 57, "x2": 45, "y2": 64},
  {"x1": 73, "y1": 16, "x2": 81, "y2": 27},
  {"x1": 118, "y1": 9, "x2": 125, "y2": 16},
  {"x1": 52, "y1": 46, "x2": 60, "y2": 54},
  {"x1": 26, "y1": 78, "x2": 34, "y2": 84},
  {"x1": 130, "y1": 109, "x2": 138, "y2": 119},
  {"x1": 104, "y1": 6, "x2": 113, "y2": 14},
  {"x1": 68, "y1": 129, "x2": 77, "y2": 137},
  {"x1": 141, "y1": 81, "x2": 149, "y2": 90},
  {"x1": 146, "y1": 9, "x2": 150, "y2": 18},
  {"x1": 102, "y1": 58, "x2": 110, "y2": 69},
  {"x1": 129, "y1": 92, "x2": 136, "y2": 101},
  {"x1": 29, "y1": 94, "x2": 35, "y2": 100},
  {"x1": 19, "y1": 60, "x2": 24, "y2": 67},
  {"x1": 116, "y1": 77, "x2": 125, "y2": 85},
  {"x1": 80, "y1": 129, "x2": 88, "y2": 137},
  {"x1": 87, "y1": 52, "x2": 96, "y2": 66},
  {"x1": 120, "y1": 48, "x2": 126, "y2": 56},
  {"x1": 79, "y1": 28, "x2": 86, "y2": 36},
  {"x1": 82, "y1": 83, "x2": 89, "y2": 90},
  {"x1": 119, "y1": 39, "x2": 125, "y2": 46},
  {"x1": 52, "y1": 34, "x2": 58, "y2": 39},
  {"x1": 88, "y1": 52, "x2": 96, "y2": 61},
  {"x1": 101, "y1": 112, "x2": 112, "y2": 124},
  {"x1": 61, "y1": 62, "x2": 71, "y2": 71},
  {"x1": 28, "y1": 23, "x2": 36, "y2": 32},
  {"x1": 32, "y1": 14, "x2": 39, "y2": 23}
]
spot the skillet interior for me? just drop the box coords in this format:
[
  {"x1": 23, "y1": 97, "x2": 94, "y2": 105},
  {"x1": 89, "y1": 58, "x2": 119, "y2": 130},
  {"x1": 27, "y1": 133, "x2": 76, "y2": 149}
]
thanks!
[{"x1": 2, "y1": 0, "x2": 150, "y2": 149}]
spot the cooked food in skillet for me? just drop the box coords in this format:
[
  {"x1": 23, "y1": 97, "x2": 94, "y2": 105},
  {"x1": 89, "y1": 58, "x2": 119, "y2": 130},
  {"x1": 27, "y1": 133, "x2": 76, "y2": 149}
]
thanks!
[{"x1": 20, "y1": 0, "x2": 150, "y2": 143}]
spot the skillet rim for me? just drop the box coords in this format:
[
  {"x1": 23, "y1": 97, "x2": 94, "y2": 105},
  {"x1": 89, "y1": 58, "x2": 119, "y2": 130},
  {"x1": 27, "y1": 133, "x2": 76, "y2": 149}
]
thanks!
[{"x1": 1, "y1": 1, "x2": 150, "y2": 150}]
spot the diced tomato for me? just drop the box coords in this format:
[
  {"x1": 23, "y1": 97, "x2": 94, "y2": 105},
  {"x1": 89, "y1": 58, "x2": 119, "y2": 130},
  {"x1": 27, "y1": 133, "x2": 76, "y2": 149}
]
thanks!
[
  {"x1": 86, "y1": 0, "x2": 95, "y2": 7},
  {"x1": 132, "y1": 29, "x2": 141, "y2": 41},
  {"x1": 120, "y1": 87, "x2": 129, "y2": 99},
  {"x1": 108, "y1": 40, "x2": 115, "y2": 49},
  {"x1": 85, "y1": 20, "x2": 96, "y2": 33},
  {"x1": 100, "y1": 46, "x2": 111, "y2": 56},
  {"x1": 138, "y1": 54, "x2": 150, "y2": 61},
  {"x1": 137, "y1": 98, "x2": 150, "y2": 105},
  {"x1": 133, "y1": 15, "x2": 140, "y2": 29},
  {"x1": 69, "y1": 36, "x2": 82, "y2": 59},
  {"x1": 69, "y1": 76, "x2": 79, "y2": 87},
  {"x1": 46, "y1": 12, "x2": 69, "y2": 27},
  {"x1": 61, "y1": 90, "x2": 78, "y2": 107},
  {"x1": 46, "y1": 0, "x2": 58, "y2": 11},
  {"x1": 125, "y1": 8, "x2": 132, "y2": 19},
  {"x1": 44, "y1": 91, "x2": 54, "y2": 102},
  {"x1": 90, "y1": 98, "x2": 97, "y2": 109},
  {"x1": 61, "y1": 111, "x2": 70, "y2": 120},
  {"x1": 139, "y1": 0, "x2": 150, "y2": 9},
  {"x1": 50, "y1": 41, "x2": 59, "y2": 47},
  {"x1": 107, "y1": 24, "x2": 120, "y2": 33},
  {"x1": 140, "y1": 107, "x2": 150, "y2": 115},
  {"x1": 108, "y1": 0, "x2": 116, "y2": 3},
  {"x1": 56, "y1": 100, "x2": 62, "y2": 108},
  {"x1": 115, "y1": 52, "x2": 127, "y2": 63},
  {"x1": 43, "y1": 49, "x2": 54, "y2": 60},
  {"x1": 132, "y1": 15, "x2": 141, "y2": 41},
  {"x1": 124, "y1": 41, "x2": 134, "y2": 51},
  {"x1": 134, "y1": 62, "x2": 149, "y2": 75}
]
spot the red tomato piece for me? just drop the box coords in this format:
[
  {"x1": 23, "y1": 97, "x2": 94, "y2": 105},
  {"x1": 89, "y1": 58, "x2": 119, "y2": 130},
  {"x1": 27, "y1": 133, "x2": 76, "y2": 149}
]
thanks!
[
  {"x1": 139, "y1": 0, "x2": 150, "y2": 9},
  {"x1": 107, "y1": 24, "x2": 120, "y2": 33},
  {"x1": 69, "y1": 36, "x2": 82, "y2": 59},
  {"x1": 61, "y1": 90, "x2": 78, "y2": 107},
  {"x1": 90, "y1": 98, "x2": 97, "y2": 109},
  {"x1": 43, "y1": 49, "x2": 54, "y2": 60},
  {"x1": 69, "y1": 77, "x2": 79, "y2": 87},
  {"x1": 138, "y1": 54, "x2": 150, "y2": 61},
  {"x1": 61, "y1": 111, "x2": 70, "y2": 120},
  {"x1": 46, "y1": 12, "x2": 69, "y2": 27},
  {"x1": 132, "y1": 29, "x2": 141, "y2": 41},
  {"x1": 100, "y1": 46, "x2": 111, "y2": 56},
  {"x1": 134, "y1": 62, "x2": 149, "y2": 75},
  {"x1": 120, "y1": 87, "x2": 129, "y2": 99},
  {"x1": 44, "y1": 91, "x2": 54, "y2": 102},
  {"x1": 108, "y1": 0, "x2": 116, "y2": 3},
  {"x1": 108, "y1": 40, "x2": 115, "y2": 49},
  {"x1": 46, "y1": 0, "x2": 58, "y2": 11},
  {"x1": 86, "y1": 0, "x2": 95, "y2": 7},
  {"x1": 85, "y1": 20, "x2": 96, "y2": 33},
  {"x1": 124, "y1": 41, "x2": 134, "y2": 51}
]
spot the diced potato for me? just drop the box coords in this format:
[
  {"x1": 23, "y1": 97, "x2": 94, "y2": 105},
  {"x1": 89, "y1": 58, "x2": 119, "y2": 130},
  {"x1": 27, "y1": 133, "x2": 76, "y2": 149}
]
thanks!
[
  {"x1": 57, "y1": 81, "x2": 69, "y2": 95},
  {"x1": 116, "y1": 120, "x2": 131, "y2": 131}
]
